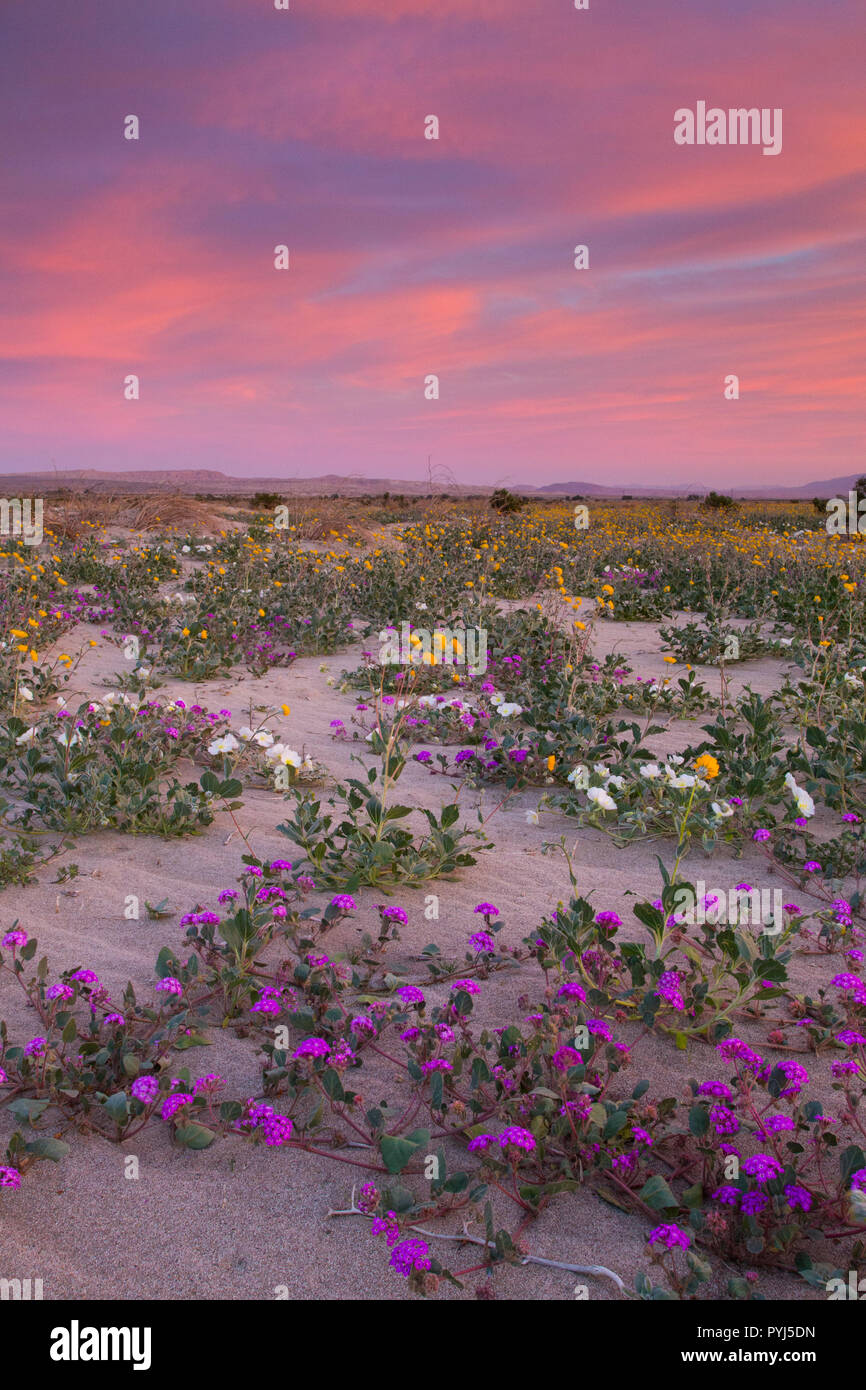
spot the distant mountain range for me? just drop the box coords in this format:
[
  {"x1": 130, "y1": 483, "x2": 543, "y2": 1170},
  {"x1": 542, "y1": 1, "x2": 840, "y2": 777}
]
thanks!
[
  {"x1": 529, "y1": 473, "x2": 866, "y2": 499},
  {"x1": 0, "y1": 467, "x2": 861, "y2": 499}
]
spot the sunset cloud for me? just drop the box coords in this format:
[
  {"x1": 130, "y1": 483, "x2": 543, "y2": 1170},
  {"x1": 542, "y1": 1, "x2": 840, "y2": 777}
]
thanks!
[{"x1": 1, "y1": 0, "x2": 863, "y2": 486}]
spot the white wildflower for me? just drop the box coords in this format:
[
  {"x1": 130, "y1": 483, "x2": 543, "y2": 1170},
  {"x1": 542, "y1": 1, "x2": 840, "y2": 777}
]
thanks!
[
  {"x1": 587, "y1": 786, "x2": 617, "y2": 812},
  {"x1": 208, "y1": 734, "x2": 239, "y2": 755}
]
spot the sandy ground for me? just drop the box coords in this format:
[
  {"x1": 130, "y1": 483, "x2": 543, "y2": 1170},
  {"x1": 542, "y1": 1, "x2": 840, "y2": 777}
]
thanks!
[{"x1": 0, "y1": 605, "x2": 845, "y2": 1300}]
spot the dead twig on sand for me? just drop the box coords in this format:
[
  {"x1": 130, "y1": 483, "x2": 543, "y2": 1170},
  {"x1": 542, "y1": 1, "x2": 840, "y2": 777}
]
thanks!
[{"x1": 326, "y1": 1187, "x2": 627, "y2": 1294}]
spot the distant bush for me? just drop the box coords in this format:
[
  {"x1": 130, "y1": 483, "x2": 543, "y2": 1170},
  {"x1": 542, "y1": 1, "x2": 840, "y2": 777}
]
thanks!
[
  {"x1": 490, "y1": 488, "x2": 525, "y2": 514},
  {"x1": 701, "y1": 491, "x2": 737, "y2": 511}
]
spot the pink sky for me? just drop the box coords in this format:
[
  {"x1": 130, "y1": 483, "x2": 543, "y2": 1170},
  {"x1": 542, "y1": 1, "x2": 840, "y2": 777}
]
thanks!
[{"x1": 1, "y1": 0, "x2": 864, "y2": 487}]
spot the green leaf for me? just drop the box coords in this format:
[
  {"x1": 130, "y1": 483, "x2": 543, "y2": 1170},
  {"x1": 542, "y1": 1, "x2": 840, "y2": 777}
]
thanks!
[
  {"x1": 175, "y1": 1123, "x2": 216, "y2": 1149},
  {"x1": 430, "y1": 1068, "x2": 444, "y2": 1110},
  {"x1": 404, "y1": 1128, "x2": 431, "y2": 1148},
  {"x1": 320, "y1": 1068, "x2": 345, "y2": 1102},
  {"x1": 840, "y1": 1145, "x2": 866, "y2": 1182},
  {"x1": 380, "y1": 1133, "x2": 425, "y2": 1174},
  {"x1": 7, "y1": 1098, "x2": 50, "y2": 1125},
  {"x1": 638, "y1": 1174, "x2": 678, "y2": 1211},
  {"x1": 25, "y1": 1136, "x2": 70, "y2": 1161},
  {"x1": 688, "y1": 1104, "x2": 709, "y2": 1137},
  {"x1": 686, "y1": 1250, "x2": 713, "y2": 1282},
  {"x1": 384, "y1": 1182, "x2": 415, "y2": 1213},
  {"x1": 102, "y1": 1092, "x2": 129, "y2": 1125},
  {"x1": 595, "y1": 1185, "x2": 631, "y2": 1212},
  {"x1": 154, "y1": 946, "x2": 179, "y2": 980},
  {"x1": 603, "y1": 1110, "x2": 628, "y2": 1140}
]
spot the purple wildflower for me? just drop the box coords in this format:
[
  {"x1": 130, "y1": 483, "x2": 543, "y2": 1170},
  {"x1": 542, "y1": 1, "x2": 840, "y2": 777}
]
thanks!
[
  {"x1": 397, "y1": 986, "x2": 425, "y2": 1005},
  {"x1": 712, "y1": 1186, "x2": 740, "y2": 1206},
  {"x1": 468, "y1": 931, "x2": 496, "y2": 953},
  {"x1": 647, "y1": 1223, "x2": 690, "y2": 1250},
  {"x1": 161, "y1": 1094, "x2": 193, "y2": 1121},
  {"x1": 742, "y1": 1154, "x2": 784, "y2": 1183},
  {"x1": 784, "y1": 1184, "x2": 812, "y2": 1212},
  {"x1": 155, "y1": 976, "x2": 183, "y2": 997},
  {"x1": 498, "y1": 1126, "x2": 536, "y2": 1152},
  {"x1": 292, "y1": 1037, "x2": 331, "y2": 1059},
  {"x1": 556, "y1": 982, "x2": 587, "y2": 1001},
  {"x1": 389, "y1": 1238, "x2": 431, "y2": 1277},
  {"x1": 131, "y1": 1076, "x2": 159, "y2": 1104},
  {"x1": 381, "y1": 906, "x2": 407, "y2": 924}
]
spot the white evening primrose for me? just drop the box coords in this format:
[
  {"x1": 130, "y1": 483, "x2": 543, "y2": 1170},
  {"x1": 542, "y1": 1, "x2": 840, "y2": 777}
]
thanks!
[
  {"x1": 784, "y1": 772, "x2": 815, "y2": 817},
  {"x1": 668, "y1": 773, "x2": 696, "y2": 790},
  {"x1": 267, "y1": 744, "x2": 301, "y2": 768},
  {"x1": 587, "y1": 786, "x2": 617, "y2": 812},
  {"x1": 208, "y1": 733, "x2": 239, "y2": 755}
]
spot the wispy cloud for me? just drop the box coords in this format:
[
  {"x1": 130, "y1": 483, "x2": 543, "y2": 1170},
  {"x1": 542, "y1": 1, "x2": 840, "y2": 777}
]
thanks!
[{"x1": 1, "y1": 0, "x2": 863, "y2": 484}]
